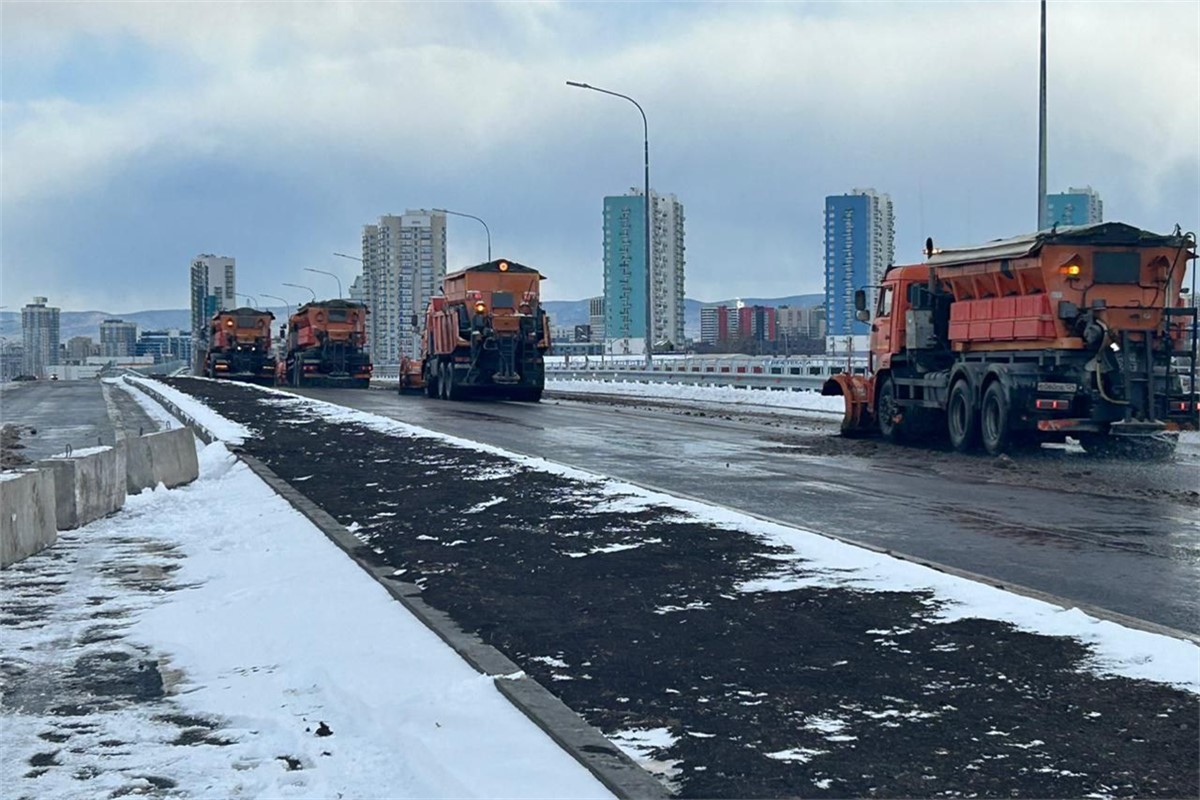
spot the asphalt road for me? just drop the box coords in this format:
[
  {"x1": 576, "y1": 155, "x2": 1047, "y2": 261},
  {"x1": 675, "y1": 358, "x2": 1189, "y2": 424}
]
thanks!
[
  {"x1": 294, "y1": 386, "x2": 1200, "y2": 635},
  {"x1": 161, "y1": 377, "x2": 1200, "y2": 799},
  {"x1": 0, "y1": 380, "x2": 162, "y2": 463}
]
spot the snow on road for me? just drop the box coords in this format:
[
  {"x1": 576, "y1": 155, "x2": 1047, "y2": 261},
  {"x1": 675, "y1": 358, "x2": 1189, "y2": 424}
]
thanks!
[
  {"x1": 1, "y1": 436, "x2": 611, "y2": 799},
  {"x1": 546, "y1": 377, "x2": 846, "y2": 416},
  {"x1": 165, "y1": 381, "x2": 1200, "y2": 694}
]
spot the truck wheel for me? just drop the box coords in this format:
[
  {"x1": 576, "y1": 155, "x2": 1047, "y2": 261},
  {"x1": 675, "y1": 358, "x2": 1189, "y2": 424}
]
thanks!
[
  {"x1": 438, "y1": 363, "x2": 450, "y2": 400},
  {"x1": 980, "y1": 382, "x2": 1012, "y2": 456},
  {"x1": 877, "y1": 376, "x2": 904, "y2": 443},
  {"x1": 947, "y1": 380, "x2": 980, "y2": 452},
  {"x1": 424, "y1": 364, "x2": 439, "y2": 398},
  {"x1": 445, "y1": 364, "x2": 461, "y2": 401}
]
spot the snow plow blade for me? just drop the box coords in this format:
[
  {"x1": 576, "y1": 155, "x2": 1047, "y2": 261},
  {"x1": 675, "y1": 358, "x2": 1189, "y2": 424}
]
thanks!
[{"x1": 821, "y1": 373, "x2": 874, "y2": 437}]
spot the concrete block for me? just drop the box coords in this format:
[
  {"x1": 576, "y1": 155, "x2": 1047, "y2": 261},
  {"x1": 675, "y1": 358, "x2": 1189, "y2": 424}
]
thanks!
[
  {"x1": 126, "y1": 427, "x2": 199, "y2": 494},
  {"x1": 38, "y1": 446, "x2": 126, "y2": 530},
  {"x1": 1, "y1": 469, "x2": 57, "y2": 568}
]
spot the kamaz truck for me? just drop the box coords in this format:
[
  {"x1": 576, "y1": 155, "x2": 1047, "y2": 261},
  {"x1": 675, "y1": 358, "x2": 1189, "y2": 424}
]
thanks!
[
  {"x1": 822, "y1": 222, "x2": 1198, "y2": 457},
  {"x1": 419, "y1": 258, "x2": 551, "y2": 401}
]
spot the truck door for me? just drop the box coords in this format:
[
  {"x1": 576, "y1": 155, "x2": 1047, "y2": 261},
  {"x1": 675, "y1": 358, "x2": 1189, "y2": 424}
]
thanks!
[{"x1": 873, "y1": 285, "x2": 897, "y2": 368}]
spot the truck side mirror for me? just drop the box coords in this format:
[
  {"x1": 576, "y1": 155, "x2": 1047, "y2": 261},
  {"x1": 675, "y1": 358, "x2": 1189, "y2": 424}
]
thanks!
[
  {"x1": 855, "y1": 309, "x2": 871, "y2": 322},
  {"x1": 854, "y1": 289, "x2": 867, "y2": 312}
]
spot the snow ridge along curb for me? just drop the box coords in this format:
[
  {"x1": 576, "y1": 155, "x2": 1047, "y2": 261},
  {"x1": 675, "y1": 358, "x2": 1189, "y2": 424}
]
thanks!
[{"x1": 127, "y1": 378, "x2": 670, "y2": 800}]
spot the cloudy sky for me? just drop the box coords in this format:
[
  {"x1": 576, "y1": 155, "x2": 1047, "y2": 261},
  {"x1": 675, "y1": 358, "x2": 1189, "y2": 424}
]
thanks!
[{"x1": 3, "y1": 1, "x2": 1196, "y2": 312}]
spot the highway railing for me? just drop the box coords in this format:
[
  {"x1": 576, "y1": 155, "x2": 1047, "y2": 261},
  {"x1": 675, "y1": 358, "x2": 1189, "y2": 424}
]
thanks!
[{"x1": 372, "y1": 354, "x2": 869, "y2": 391}]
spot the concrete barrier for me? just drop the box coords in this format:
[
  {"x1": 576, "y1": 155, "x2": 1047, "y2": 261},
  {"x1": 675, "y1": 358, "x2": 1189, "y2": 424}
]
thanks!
[
  {"x1": 37, "y1": 446, "x2": 126, "y2": 530},
  {"x1": 126, "y1": 427, "x2": 199, "y2": 493},
  {"x1": 1, "y1": 469, "x2": 57, "y2": 568}
]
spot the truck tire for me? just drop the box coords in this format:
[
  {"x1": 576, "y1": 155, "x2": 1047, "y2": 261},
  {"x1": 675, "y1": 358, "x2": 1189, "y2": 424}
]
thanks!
[
  {"x1": 947, "y1": 380, "x2": 980, "y2": 453},
  {"x1": 877, "y1": 376, "x2": 903, "y2": 443},
  {"x1": 980, "y1": 382, "x2": 1012, "y2": 456},
  {"x1": 424, "y1": 363, "x2": 439, "y2": 398},
  {"x1": 445, "y1": 364, "x2": 462, "y2": 401}
]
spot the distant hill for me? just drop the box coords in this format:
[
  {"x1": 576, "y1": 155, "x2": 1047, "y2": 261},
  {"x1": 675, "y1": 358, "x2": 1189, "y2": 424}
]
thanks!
[
  {"x1": 2, "y1": 293, "x2": 825, "y2": 342},
  {"x1": 0, "y1": 309, "x2": 193, "y2": 341}
]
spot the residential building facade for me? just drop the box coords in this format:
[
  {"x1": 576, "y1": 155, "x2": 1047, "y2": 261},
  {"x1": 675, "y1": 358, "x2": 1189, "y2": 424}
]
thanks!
[
  {"x1": 588, "y1": 296, "x2": 605, "y2": 343},
  {"x1": 190, "y1": 254, "x2": 236, "y2": 360},
  {"x1": 137, "y1": 330, "x2": 192, "y2": 363},
  {"x1": 360, "y1": 210, "x2": 448, "y2": 363},
  {"x1": 602, "y1": 189, "x2": 686, "y2": 354},
  {"x1": 66, "y1": 336, "x2": 96, "y2": 364},
  {"x1": 1047, "y1": 186, "x2": 1103, "y2": 228},
  {"x1": 99, "y1": 319, "x2": 138, "y2": 358},
  {"x1": 21, "y1": 296, "x2": 60, "y2": 378},
  {"x1": 824, "y1": 188, "x2": 895, "y2": 338}
]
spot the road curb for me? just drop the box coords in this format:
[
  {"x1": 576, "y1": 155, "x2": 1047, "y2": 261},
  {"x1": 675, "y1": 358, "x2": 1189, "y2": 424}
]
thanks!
[{"x1": 126, "y1": 377, "x2": 670, "y2": 800}]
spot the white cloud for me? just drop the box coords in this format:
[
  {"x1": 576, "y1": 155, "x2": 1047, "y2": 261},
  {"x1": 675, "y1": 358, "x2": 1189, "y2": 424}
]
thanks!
[{"x1": 1, "y1": 1, "x2": 1196, "y2": 308}]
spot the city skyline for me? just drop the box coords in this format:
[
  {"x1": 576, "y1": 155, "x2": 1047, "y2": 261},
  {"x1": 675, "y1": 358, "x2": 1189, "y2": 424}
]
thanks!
[{"x1": 3, "y1": 3, "x2": 1196, "y2": 313}]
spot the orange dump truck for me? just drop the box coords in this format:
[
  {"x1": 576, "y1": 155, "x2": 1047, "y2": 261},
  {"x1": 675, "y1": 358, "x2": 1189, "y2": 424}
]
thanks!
[
  {"x1": 418, "y1": 258, "x2": 551, "y2": 401},
  {"x1": 285, "y1": 299, "x2": 372, "y2": 388},
  {"x1": 203, "y1": 307, "x2": 276, "y2": 384},
  {"x1": 822, "y1": 222, "x2": 1198, "y2": 457}
]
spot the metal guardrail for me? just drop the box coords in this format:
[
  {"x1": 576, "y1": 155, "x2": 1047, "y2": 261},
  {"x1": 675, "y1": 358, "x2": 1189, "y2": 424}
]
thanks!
[
  {"x1": 548, "y1": 368, "x2": 828, "y2": 391},
  {"x1": 371, "y1": 354, "x2": 869, "y2": 391}
]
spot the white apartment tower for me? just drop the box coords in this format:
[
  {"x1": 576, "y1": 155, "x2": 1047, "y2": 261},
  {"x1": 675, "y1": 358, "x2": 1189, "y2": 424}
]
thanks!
[
  {"x1": 190, "y1": 254, "x2": 236, "y2": 345},
  {"x1": 361, "y1": 210, "x2": 448, "y2": 363},
  {"x1": 651, "y1": 190, "x2": 687, "y2": 349},
  {"x1": 21, "y1": 296, "x2": 61, "y2": 378}
]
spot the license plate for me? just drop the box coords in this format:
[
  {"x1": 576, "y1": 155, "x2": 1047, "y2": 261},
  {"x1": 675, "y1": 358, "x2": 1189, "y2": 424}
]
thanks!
[{"x1": 1037, "y1": 381, "x2": 1077, "y2": 393}]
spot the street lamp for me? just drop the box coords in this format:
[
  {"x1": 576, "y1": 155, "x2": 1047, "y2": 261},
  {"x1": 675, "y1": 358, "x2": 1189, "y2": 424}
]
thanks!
[
  {"x1": 433, "y1": 208, "x2": 491, "y2": 262},
  {"x1": 333, "y1": 252, "x2": 363, "y2": 263},
  {"x1": 567, "y1": 79, "x2": 652, "y2": 368},
  {"x1": 259, "y1": 292, "x2": 292, "y2": 319},
  {"x1": 283, "y1": 282, "x2": 316, "y2": 303},
  {"x1": 304, "y1": 267, "x2": 343, "y2": 299},
  {"x1": 236, "y1": 293, "x2": 260, "y2": 308}
]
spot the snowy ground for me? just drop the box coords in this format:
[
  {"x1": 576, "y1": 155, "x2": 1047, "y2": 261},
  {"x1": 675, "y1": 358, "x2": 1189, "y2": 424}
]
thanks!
[
  {"x1": 1, "y1": 433, "x2": 610, "y2": 798},
  {"x1": 547, "y1": 378, "x2": 845, "y2": 417},
  {"x1": 7, "y1": 375, "x2": 1196, "y2": 798},
  {"x1": 160, "y1": 380, "x2": 1200, "y2": 693}
]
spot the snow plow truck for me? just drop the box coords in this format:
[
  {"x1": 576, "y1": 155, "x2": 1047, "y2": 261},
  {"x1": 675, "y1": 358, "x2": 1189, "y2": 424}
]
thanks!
[
  {"x1": 284, "y1": 299, "x2": 372, "y2": 388},
  {"x1": 822, "y1": 222, "x2": 1198, "y2": 457},
  {"x1": 418, "y1": 258, "x2": 551, "y2": 401},
  {"x1": 202, "y1": 307, "x2": 276, "y2": 384}
]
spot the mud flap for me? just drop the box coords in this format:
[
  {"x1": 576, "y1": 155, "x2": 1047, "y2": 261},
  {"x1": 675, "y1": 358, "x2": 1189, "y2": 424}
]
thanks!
[{"x1": 821, "y1": 374, "x2": 874, "y2": 437}]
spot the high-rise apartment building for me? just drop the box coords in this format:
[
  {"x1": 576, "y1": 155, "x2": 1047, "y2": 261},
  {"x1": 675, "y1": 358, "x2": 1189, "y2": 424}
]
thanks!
[
  {"x1": 190, "y1": 254, "x2": 236, "y2": 359},
  {"x1": 824, "y1": 188, "x2": 895, "y2": 337},
  {"x1": 361, "y1": 210, "x2": 447, "y2": 363},
  {"x1": 66, "y1": 336, "x2": 96, "y2": 364},
  {"x1": 21, "y1": 296, "x2": 61, "y2": 378},
  {"x1": 588, "y1": 296, "x2": 606, "y2": 343},
  {"x1": 602, "y1": 189, "x2": 686, "y2": 353},
  {"x1": 1047, "y1": 186, "x2": 1103, "y2": 228},
  {"x1": 776, "y1": 304, "x2": 825, "y2": 340},
  {"x1": 99, "y1": 319, "x2": 138, "y2": 358}
]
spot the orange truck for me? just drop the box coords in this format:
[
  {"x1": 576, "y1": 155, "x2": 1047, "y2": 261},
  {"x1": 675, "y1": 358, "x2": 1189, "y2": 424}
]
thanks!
[
  {"x1": 417, "y1": 258, "x2": 551, "y2": 401},
  {"x1": 284, "y1": 299, "x2": 372, "y2": 388},
  {"x1": 203, "y1": 307, "x2": 276, "y2": 384},
  {"x1": 822, "y1": 222, "x2": 1198, "y2": 457}
]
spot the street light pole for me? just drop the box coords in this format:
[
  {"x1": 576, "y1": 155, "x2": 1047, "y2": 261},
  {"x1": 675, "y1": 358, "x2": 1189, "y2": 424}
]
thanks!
[
  {"x1": 259, "y1": 292, "x2": 292, "y2": 319},
  {"x1": 433, "y1": 208, "x2": 491, "y2": 262},
  {"x1": 283, "y1": 282, "x2": 316, "y2": 303},
  {"x1": 333, "y1": 252, "x2": 363, "y2": 263},
  {"x1": 567, "y1": 80, "x2": 653, "y2": 368},
  {"x1": 304, "y1": 268, "x2": 343, "y2": 299}
]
